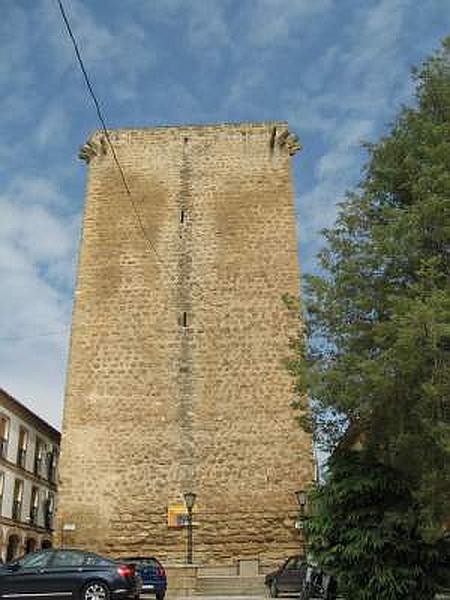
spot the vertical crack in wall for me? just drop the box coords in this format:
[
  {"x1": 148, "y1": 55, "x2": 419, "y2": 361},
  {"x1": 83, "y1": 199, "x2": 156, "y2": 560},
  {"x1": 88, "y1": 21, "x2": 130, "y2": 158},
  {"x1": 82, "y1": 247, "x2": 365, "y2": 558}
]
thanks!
[{"x1": 177, "y1": 139, "x2": 195, "y2": 493}]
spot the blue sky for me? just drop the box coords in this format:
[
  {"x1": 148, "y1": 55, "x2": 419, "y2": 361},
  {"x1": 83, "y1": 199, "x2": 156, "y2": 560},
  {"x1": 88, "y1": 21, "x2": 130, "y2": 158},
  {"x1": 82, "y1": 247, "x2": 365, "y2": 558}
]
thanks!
[{"x1": 0, "y1": 0, "x2": 449, "y2": 428}]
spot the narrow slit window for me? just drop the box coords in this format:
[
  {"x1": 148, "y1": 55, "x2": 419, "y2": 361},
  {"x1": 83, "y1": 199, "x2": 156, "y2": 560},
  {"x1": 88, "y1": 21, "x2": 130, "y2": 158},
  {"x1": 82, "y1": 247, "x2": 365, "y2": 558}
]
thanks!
[
  {"x1": 181, "y1": 210, "x2": 185, "y2": 224},
  {"x1": 269, "y1": 126, "x2": 277, "y2": 150},
  {"x1": 183, "y1": 312, "x2": 187, "y2": 327}
]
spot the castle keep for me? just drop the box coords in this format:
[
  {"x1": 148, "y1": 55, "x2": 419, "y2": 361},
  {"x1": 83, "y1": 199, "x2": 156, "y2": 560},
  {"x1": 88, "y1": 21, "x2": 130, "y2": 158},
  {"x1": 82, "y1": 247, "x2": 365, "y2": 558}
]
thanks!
[{"x1": 57, "y1": 122, "x2": 313, "y2": 564}]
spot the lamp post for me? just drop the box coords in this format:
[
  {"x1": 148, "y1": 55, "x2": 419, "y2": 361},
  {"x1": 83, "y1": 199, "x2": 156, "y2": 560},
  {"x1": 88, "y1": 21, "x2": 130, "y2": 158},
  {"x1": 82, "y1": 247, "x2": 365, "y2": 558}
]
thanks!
[
  {"x1": 183, "y1": 492, "x2": 196, "y2": 565},
  {"x1": 295, "y1": 489, "x2": 308, "y2": 558}
]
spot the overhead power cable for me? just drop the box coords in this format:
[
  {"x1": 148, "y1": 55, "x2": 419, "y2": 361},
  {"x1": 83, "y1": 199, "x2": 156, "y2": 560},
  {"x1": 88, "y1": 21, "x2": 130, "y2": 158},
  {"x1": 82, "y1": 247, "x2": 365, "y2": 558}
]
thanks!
[
  {"x1": 56, "y1": 1, "x2": 130, "y2": 194},
  {"x1": 56, "y1": 0, "x2": 226, "y2": 326},
  {"x1": 56, "y1": 0, "x2": 178, "y2": 291}
]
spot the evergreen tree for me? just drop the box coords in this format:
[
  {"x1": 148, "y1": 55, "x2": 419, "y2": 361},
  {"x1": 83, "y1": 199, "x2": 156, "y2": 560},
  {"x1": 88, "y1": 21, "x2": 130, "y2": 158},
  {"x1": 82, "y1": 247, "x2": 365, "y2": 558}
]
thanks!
[
  {"x1": 287, "y1": 38, "x2": 450, "y2": 598},
  {"x1": 306, "y1": 451, "x2": 439, "y2": 600}
]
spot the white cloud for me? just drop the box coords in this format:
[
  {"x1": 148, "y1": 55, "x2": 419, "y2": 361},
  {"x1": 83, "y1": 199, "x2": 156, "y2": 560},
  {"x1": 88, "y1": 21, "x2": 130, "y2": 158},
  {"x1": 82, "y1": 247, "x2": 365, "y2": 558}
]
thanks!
[
  {"x1": 1, "y1": 201, "x2": 73, "y2": 264},
  {"x1": 6, "y1": 176, "x2": 63, "y2": 210},
  {"x1": 0, "y1": 0, "x2": 446, "y2": 430},
  {"x1": 287, "y1": 0, "x2": 415, "y2": 274},
  {"x1": 287, "y1": 90, "x2": 338, "y2": 135},
  {"x1": 0, "y1": 5, "x2": 32, "y2": 88},
  {"x1": 316, "y1": 118, "x2": 374, "y2": 180},
  {"x1": 0, "y1": 335, "x2": 69, "y2": 429},
  {"x1": 186, "y1": 2, "x2": 230, "y2": 49},
  {"x1": 344, "y1": 0, "x2": 410, "y2": 73},
  {"x1": 0, "y1": 175, "x2": 77, "y2": 426},
  {"x1": 296, "y1": 180, "x2": 343, "y2": 247},
  {"x1": 246, "y1": 0, "x2": 332, "y2": 47},
  {"x1": 224, "y1": 67, "x2": 266, "y2": 111},
  {"x1": 316, "y1": 150, "x2": 354, "y2": 180},
  {"x1": 41, "y1": 0, "x2": 157, "y2": 102},
  {"x1": 0, "y1": 177, "x2": 80, "y2": 285},
  {"x1": 0, "y1": 252, "x2": 70, "y2": 428},
  {"x1": 35, "y1": 105, "x2": 70, "y2": 149}
]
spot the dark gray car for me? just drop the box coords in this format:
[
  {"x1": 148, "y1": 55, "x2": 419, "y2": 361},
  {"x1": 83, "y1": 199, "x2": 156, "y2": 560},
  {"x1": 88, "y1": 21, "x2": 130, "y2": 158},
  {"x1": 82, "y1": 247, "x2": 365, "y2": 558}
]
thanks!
[
  {"x1": 265, "y1": 555, "x2": 307, "y2": 596},
  {"x1": 0, "y1": 549, "x2": 142, "y2": 600}
]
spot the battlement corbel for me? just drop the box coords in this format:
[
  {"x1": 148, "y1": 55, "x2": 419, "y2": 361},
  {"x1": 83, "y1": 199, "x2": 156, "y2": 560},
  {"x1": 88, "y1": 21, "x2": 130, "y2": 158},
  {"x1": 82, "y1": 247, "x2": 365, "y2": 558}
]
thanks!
[
  {"x1": 277, "y1": 129, "x2": 302, "y2": 155},
  {"x1": 78, "y1": 136, "x2": 108, "y2": 163}
]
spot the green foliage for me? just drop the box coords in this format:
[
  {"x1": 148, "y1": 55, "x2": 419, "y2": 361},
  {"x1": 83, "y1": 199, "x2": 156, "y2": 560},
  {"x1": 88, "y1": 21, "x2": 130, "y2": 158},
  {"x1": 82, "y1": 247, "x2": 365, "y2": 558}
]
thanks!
[
  {"x1": 287, "y1": 38, "x2": 450, "y2": 599},
  {"x1": 289, "y1": 37, "x2": 450, "y2": 531},
  {"x1": 306, "y1": 451, "x2": 440, "y2": 600}
]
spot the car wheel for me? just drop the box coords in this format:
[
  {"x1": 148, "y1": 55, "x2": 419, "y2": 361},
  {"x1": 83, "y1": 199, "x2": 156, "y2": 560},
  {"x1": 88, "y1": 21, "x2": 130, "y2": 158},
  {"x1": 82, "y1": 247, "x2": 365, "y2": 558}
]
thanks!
[
  {"x1": 155, "y1": 593, "x2": 165, "y2": 600},
  {"x1": 269, "y1": 580, "x2": 278, "y2": 598},
  {"x1": 82, "y1": 581, "x2": 110, "y2": 600}
]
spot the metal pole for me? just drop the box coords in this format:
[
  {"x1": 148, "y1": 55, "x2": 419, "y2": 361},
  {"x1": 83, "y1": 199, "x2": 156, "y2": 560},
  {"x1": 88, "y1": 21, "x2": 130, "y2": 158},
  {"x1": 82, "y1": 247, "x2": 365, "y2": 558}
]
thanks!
[
  {"x1": 186, "y1": 506, "x2": 193, "y2": 564},
  {"x1": 299, "y1": 505, "x2": 306, "y2": 558}
]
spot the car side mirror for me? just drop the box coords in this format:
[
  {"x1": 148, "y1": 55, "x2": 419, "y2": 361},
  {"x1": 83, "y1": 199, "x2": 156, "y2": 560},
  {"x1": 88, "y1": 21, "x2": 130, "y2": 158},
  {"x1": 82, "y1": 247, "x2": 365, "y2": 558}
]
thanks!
[{"x1": 7, "y1": 562, "x2": 20, "y2": 572}]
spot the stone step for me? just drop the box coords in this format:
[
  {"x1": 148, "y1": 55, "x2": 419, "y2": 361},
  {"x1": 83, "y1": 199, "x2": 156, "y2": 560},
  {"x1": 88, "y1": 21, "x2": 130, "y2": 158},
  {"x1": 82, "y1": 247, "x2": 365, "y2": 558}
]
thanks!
[{"x1": 195, "y1": 575, "x2": 266, "y2": 596}]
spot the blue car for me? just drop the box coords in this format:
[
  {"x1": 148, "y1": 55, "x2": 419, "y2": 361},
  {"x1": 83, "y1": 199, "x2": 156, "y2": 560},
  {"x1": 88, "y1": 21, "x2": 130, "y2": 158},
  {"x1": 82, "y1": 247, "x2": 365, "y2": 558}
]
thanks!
[{"x1": 117, "y1": 556, "x2": 166, "y2": 600}]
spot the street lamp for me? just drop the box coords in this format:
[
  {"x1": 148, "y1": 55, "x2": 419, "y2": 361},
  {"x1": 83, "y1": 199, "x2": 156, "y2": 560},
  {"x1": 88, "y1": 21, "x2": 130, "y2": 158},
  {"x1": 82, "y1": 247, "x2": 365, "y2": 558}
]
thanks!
[
  {"x1": 295, "y1": 489, "x2": 308, "y2": 558},
  {"x1": 183, "y1": 492, "x2": 196, "y2": 565},
  {"x1": 295, "y1": 490, "x2": 307, "y2": 513}
]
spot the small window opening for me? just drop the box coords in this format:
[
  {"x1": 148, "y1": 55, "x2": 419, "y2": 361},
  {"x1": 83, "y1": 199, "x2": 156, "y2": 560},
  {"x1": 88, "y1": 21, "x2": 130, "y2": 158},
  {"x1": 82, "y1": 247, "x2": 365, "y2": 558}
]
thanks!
[
  {"x1": 184, "y1": 137, "x2": 189, "y2": 144},
  {"x1": 183, "y1": 312, "x2": 187, "y2": 327},
  {"x1": 181, "y1": 210, "x2": 185, "y2": 223},
  {"x1": 269, "y1": 126, "x2": 277, "y2": 150}
]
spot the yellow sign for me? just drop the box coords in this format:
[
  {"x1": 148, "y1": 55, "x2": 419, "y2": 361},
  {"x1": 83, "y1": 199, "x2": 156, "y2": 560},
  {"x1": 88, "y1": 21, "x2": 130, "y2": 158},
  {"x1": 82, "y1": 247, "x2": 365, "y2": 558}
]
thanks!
[{"x1": 167, "y1": 503, "x2": 188, "y2": 528}]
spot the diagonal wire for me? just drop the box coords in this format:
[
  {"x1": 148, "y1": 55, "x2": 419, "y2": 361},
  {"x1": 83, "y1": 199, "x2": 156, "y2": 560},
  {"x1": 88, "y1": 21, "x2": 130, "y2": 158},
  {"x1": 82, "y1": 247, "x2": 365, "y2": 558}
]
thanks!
[
  {"x1": 0, "y1": 3, "x2": 223, "y2": 346},
  {"x1": 56, "y1": 0, "x2": 225, "y2": 325},
  {"x1": 56, "y1": 0, "x2": 178, "y2": 291}
]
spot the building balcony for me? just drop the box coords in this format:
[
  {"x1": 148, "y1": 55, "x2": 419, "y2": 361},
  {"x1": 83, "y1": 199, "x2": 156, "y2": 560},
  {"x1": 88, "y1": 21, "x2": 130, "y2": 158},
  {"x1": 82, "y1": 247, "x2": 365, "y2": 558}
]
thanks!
[
  {"x1": 12, "y1": 501, "x2": 22, "y2": 522},
  {"x1": 17, "y1": 448, "x2": 27, "y2": 469},
  {"x1": 44, "y1": 511, "x2": 53, "y2": 530},
  {"x1": 29, "y1": 506, "x2": 38, "y2": 525},
  {"x1": 34, "y1": 458, "x2": 42, "y2": 477}
]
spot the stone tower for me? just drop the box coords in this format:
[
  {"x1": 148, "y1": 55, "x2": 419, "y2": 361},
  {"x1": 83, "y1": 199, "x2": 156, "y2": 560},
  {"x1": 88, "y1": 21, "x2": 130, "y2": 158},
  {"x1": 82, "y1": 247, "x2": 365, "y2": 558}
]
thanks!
[{"x1": 57, "y1": 122, "x2": 313, "y2": 565}]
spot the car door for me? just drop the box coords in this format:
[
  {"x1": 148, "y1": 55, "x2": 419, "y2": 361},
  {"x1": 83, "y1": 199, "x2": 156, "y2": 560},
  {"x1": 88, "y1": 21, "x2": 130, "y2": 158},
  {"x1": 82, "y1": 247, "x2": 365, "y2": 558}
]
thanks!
[
  {"x1": 277, "y1": 556, "x2": 297, "y2": 592},
  {"x1": 280, "y1": 556, "x2": 304, "y2": 592},
  {"x1": 0, "y1": 551, "x2": 54, "y2": 598},
  {"x1": 43, "y1": 549, "x2": 87, "y2": 598}
]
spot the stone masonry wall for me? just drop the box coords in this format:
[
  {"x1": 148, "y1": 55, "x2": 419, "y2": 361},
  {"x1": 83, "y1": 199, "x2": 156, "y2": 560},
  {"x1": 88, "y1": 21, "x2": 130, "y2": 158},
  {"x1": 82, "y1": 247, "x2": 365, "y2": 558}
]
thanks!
[{"x1": 56, "y1": 122, "x2": 313, "y2": 564}]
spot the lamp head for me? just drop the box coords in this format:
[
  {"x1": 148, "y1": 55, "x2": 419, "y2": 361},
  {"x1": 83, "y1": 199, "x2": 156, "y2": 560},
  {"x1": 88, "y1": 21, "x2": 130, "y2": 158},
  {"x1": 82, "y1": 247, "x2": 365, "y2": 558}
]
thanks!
[
  {"x1": 183, "y1": 491, "x2": 196, "y2": 510},
  {"x1": 295, "y1": 489, "x2": 307, "y2": 508}
]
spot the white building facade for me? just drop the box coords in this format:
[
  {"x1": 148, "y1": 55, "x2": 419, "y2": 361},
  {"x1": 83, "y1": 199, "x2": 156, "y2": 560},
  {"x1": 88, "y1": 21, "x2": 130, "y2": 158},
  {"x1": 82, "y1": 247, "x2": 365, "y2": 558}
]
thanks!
[{"x1": 0, "y1": 388, "x2": 60, "y2": 561}]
